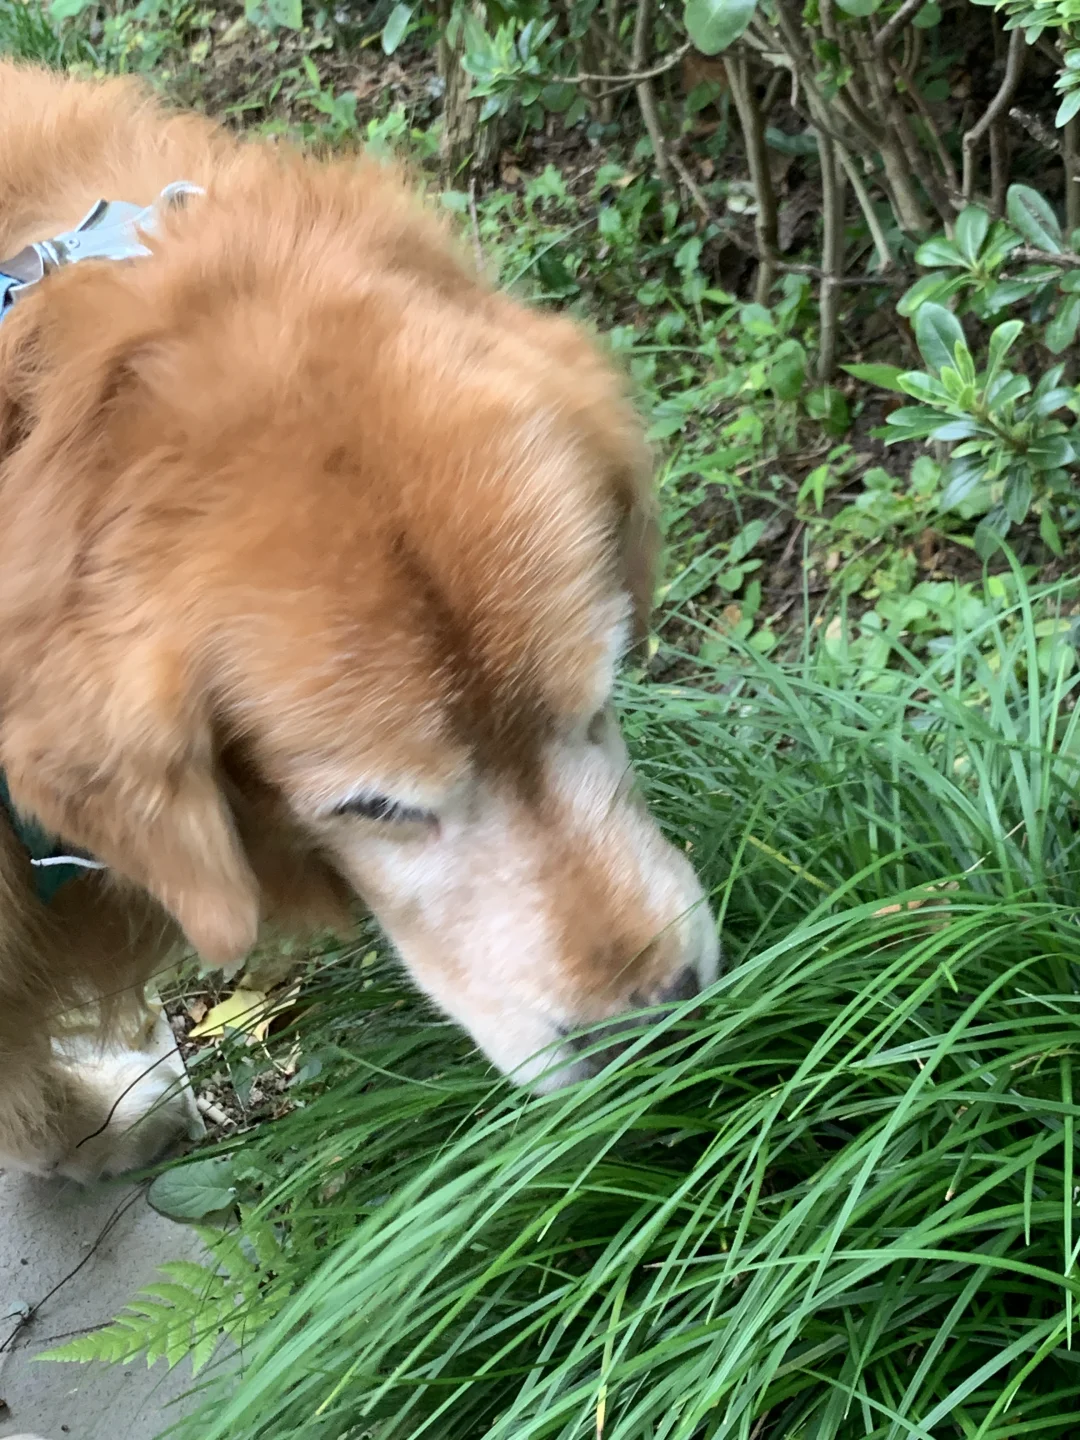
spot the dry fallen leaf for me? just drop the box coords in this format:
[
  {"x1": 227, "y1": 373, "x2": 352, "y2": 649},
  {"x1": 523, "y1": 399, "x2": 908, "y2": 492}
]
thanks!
[{"x1": 188, "y1": 985, "x2": 299, "y2": 1044}]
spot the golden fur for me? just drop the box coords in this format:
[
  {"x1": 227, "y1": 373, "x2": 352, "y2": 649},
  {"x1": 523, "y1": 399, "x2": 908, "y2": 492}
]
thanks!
[{"x1": 0, "y1": 61, "x2": 716, "y2": 1179}]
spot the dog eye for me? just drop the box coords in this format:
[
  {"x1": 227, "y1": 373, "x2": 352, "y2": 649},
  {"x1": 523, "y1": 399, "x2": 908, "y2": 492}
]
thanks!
[{"x1": 331, "y1": 793, "x2": 431, "y2": 824}]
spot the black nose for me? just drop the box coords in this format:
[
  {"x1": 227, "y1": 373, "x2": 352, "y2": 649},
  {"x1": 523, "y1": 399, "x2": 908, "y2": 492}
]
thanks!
[{"x1": 656, "y1": 965, "x2": 700, "y2": 1005}]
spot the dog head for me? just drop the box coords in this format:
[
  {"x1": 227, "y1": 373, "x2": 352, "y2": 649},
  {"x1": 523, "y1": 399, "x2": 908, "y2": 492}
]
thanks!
[{"x1": 0, "y1": 154, "x2": 717, "y2": 1087}]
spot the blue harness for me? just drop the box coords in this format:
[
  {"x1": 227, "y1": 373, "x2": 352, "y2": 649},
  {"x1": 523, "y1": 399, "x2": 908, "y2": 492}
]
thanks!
[{"x1": 0, "y1": 182, "x2": 201, "y2": 899}]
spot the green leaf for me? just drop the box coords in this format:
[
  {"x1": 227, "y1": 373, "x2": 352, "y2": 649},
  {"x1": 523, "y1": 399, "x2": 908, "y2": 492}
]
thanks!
[
  {"x1": 897, "y1": 271, "x2": 966, "y2": 318},
  {"x1": 804, "y1": 385, "x2": 850, "y2": 434},
  {"x1": 931, "y1": 419, "x2": 980, "y2": 440},
  {"x1": 381, "y1": 2, "x2": 412, "y2": 53},
  {"x1": 953, "y1": 208, "x2": 990, "y2": 264},
  {"x1": 986, "y1": 371, "x2": 1031, "y2": 407},
  {"x1": 147, "y1": 1159, "x2": 237, "y2": 1223},
  {"x1": 986, "y1": 318, "x2": 1023, "y2": 379},
  {"x1": 897, "y1": 371, "x2": 948, "y2": 402},
  {"x1": 1033, "y1": 387, "x2": 1075, "y2": 416},
  {"x1": 834, "y1": 0, "x2": 882, "y2": 14},
  {"x1": 48, "y1": 0, "x2": 94, "y2": 16},
  {"x1": 1045, "y1": 293, "x2": 1080, "y2": 353},
  {"x1": 1040, "y1": 507, "x2": 1065, "y2": 556},
  {"x1": 915, "y1": 303, "x2": 967, "y2": 375},
  {"x1": 1003, "y1": 472, "x2": 1032, "y2": 524},
  {"x1": 1006, "y1": 184, "x2": 1063, "y2": 253},
  {"x1": 769, "y1": 341, "x2": 807, "y2": 401},
  {"x1": 975, "y1": 504, "x2": 1011, "y2": 557},
  {"x1": 1057, "y1": 88, "x2": 1080, "y2": 128},
  {"x1": 258, "y1": 0, "x2": 302, "y2": 28},
  {"x1": 1027, "y1": 434, "x2": 1075, "y2": 470},
  {"x1": 915, "y1": 236, "x2": 965, "y2": 269},
  {"x1": 683, "y1": 0, "x2": 758, "y2": 53},
  {"x1": 913, "y1": 0, "x2": 941, "y2": 24},
  {"x1": 841, "y1": 363, "x2": 907, "y2": 393},
  {"x1": 884, "y1": 405, "x2": 942, "y2": 440},
  {"x1": 940, "y1": 455, "x2": 987, "y2": 509}
]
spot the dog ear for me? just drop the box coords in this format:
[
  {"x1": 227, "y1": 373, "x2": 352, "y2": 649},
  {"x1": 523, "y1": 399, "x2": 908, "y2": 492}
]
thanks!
[
  {"x1": 0, "y1": 271, "x2": 260, "y2": 968},
  {"x1": 1, "y1": 636, "x2": 261, "y2": 969}
]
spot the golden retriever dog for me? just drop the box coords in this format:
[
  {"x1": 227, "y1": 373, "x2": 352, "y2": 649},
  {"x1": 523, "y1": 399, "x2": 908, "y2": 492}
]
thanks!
[{"x1": 0, "y1": 60, "x2": 718, "y2": 1187}]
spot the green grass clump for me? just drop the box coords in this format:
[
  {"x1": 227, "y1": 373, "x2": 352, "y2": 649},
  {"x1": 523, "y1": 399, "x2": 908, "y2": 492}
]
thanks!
[
  {"x1": 124, "y1": 571, "x2": 1080, "y2": 1438},
  {"x1": 0, "y1": 0, "x2": 89, "y2": 66}
]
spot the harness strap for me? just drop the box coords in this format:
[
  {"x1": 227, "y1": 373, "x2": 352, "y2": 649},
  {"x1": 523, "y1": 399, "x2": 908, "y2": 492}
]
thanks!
[
  {"x1": 0, "y1": 181, "x2": 203, "y2": 322},
  {"x1": 0, "y1": 771, "x2": 105, "y2": 903}
]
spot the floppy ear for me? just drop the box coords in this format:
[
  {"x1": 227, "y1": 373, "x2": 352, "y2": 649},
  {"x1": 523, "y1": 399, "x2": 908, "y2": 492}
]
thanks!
[
  {"x1": 0, "y1": 637, "x2": 261, "y2": 969},
  {"x1": 0, "y1": 272, "x2": 260, "y2": 968}
]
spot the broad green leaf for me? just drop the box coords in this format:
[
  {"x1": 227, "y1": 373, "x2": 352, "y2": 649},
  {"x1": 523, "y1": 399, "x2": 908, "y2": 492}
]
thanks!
[
  {"x1": 48, "y1": 0, "x2": 94, "y2": 16},
  {"x1": 1027, "y1": 434, "x2": 1075, "y2": 470},
  {"x1": 1003, "y1": 472, "x2": 1032, "y2": 524},
  {"x1": 148, "y1": 1159, "x2": 237, "y2": 1223},
  {"x1": 913, "y1": 0, "x2": 941, "y2": 23},
  {"x1": 974, "y1": 504, "x2": 1011, "y2": 557},
  {"x1": 257, "y1": 0, "x2": 302, "y2": 28},
  {"x1": 954, "y1": 207, "x2": 990, "y2": 264},
  {"x1": 1006, "y1": 184, "x2": 1063, "y2": 252},
  {"x1": 915, "y1": 303, "x2": 967, "y2": 375},
  {"x1": 980, "y1": 279, "x2": 1041, "y2": 311},
  {"x1": 1035, "y1": 362, "x2": 1067, "y2": 395},
  {"x1": 1057, "y1": 88, "x2": 1080, "y2": 128},
  {"x1": 769, "y1": 341, "x2": 807, "y2": 401},
  {"x1": 1040, "y1": 507, "x2": 1065, "y2": 555},
  {"x1": 841, "y1": 363, "x2": 907, "y2": 392},
  {"x1": 931, "y1": 419, "x2": 980, "y2": 440},
  {"x1": 940, "y1": 456, "x2": 987, "y2": 509},
  {"x1": 985, "y1": 372, "x2": 1031, "y2": 407},
  {"x1": 1045, "y1": 293, "x2": 1080, "y2": 353},
  {"x1": 897, "y1": 271, "x2": 967, "y2": 317},
  {"x1": 1033, "y1": 387, "x2": 1076, "y2": 416},
  {"x1": 884, "y1": 405, "x2": 942, "y2": 439},
  {"x1": 684, "y1": 0, "x2": 758, "y2": 53},
  {"x1": 381, "y1": 2, "x2": 412, "y2": 53},
  {"x1": 915, "y1": 236, "x2": 965, "y2": 269},
  {"x1": 897, "y1": 371, "x2": 949, "y2": 402},
  {"x1": 804, "y1": 386, "x2": 850, "y2": 434},
  {"x1": 986, "y1": 318, "x2": 1023, "y2": 379},
  {"x1": 835, "y1": 0, "x2": 882, "y2": 14}
]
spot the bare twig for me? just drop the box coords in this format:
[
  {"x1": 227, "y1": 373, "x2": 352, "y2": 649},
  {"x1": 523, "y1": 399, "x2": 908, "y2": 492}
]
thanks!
[
  {"x1": 667, "y1": 146, "x2": 906, "y2": 286},
  {"x1": 761, "y1": 69, "x2": 786, "y2": 118},
  {"x1": 855, "y1": 27, "x2": 953, "y2": 222},
  {"x1": 962, "y1": 28, "x2": 1026, "y2": 201},
  {"x1": 1010, "y1": 245, "x2": 1080, "y2": 268},
  {"x1": 875, "y1": 0, "x2": 926, "y2": 57},
  {"x1": 1009, "y1": 105, "x2": 1060, "y2": 152},
  {"x1": 835, "y1": 141, "x2": 894, "y2": 268},
  {"x1": 724, "y1": 50, "x2": 778, "y2": 302},
  {"x1": 990, "y1": 121, "x2": 1008, "y2": 216},
  {"x1": 570, "y1": 41, "x2": 690, "y2": 87},
  {"x1": 891, "y1": 57, "x2": 961, "y2": 196},
  {"x1": 817, "y1": 129, "x2": 845, "y2": 380},
  {"x1": 631, "y1": 0, "x2": 672, "y2": 192}
]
